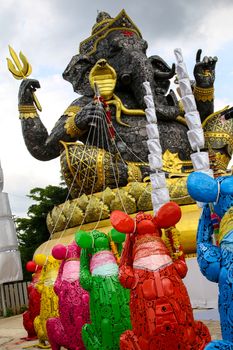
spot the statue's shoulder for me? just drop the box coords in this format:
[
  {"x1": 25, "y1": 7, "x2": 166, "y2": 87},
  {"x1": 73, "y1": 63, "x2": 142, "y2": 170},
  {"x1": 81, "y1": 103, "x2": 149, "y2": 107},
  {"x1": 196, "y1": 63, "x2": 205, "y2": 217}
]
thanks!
[{"x1": 63, "y1": 96, "x2": 93, "y2": 116}]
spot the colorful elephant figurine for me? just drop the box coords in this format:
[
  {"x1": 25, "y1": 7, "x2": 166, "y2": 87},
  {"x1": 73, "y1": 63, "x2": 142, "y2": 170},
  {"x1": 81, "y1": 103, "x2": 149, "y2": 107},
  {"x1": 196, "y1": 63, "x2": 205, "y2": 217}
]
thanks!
[
  {"x1": 22, "y1": 261, "x2": 42, "y2": 340},
  {"x1": 110, "y1": 202, "x2": 211, "y2": 350},
  {"x1": 46, "y1": 241, "x2": 90, "y2": 350},
  {"x1": 75, "y1": 228, "x2": 131, "y2": 350},
  {"x1": 187, "y1": 172, "x2": 233, "y2": 350},
  {"x1": 33, "y1": 254, "x2": 60, "y2": 348}
]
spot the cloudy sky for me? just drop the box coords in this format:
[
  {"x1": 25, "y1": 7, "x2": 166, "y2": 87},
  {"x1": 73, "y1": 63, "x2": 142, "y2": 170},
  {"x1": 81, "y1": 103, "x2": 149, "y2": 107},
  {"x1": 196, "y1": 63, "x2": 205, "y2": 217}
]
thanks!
[{"x1": 1, "y1": 0, "x2": 233, "y2": 217}]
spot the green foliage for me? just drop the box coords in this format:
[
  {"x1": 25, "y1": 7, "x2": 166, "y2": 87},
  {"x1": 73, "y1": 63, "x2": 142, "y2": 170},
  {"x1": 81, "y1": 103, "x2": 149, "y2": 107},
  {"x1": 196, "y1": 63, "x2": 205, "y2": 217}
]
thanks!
[
  {"x1": 16, "y1": 185, "x2": 69, "y2": 280},
  {"x1": 20, "y1": 305, "x2": 28, "y2": 313},
  {"x1": 5, "y1": 307, "x2": 14, "y2": 317}
]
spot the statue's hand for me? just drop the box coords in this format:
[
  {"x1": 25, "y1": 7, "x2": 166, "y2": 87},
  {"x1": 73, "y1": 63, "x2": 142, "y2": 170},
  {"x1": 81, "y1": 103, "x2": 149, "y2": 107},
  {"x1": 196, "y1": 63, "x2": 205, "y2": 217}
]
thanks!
[
  {"x1": 18, "y1": 78, "x2": 40, "y2": 105},
  {"x1": 193, "y1": 49, "x2": 218, "y2": 88},
  {"x1": 76, "y1": 101, "x2": 106, "y2": 131}
]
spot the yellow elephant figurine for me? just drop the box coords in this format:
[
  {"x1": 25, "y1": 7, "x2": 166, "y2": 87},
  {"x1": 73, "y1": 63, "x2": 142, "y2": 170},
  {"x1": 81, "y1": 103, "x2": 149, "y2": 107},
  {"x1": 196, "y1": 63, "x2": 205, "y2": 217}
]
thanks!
[{"x1": 33, "y1": 254, "x2": 60, "y2": 348}]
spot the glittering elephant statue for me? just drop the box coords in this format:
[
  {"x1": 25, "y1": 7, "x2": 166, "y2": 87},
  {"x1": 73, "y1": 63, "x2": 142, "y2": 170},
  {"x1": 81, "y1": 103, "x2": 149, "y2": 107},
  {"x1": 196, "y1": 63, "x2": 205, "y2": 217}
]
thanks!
[
  {"x1": 33, "y1": 254, "x2": 60, "y2": 348},
  {"x1": 16, "y1": 9, "x2": 226, "y2": 199},
  {"x1": 187, "y1": 172, "x2": 233, "y2": 349},
  {"x1": 46, "y1": 241, "x2": 90, "y2": 350},
  {"x1": 75, "y1": 228, "x2": 131, "y2": 350},
  {"x1": 110, "y1": 202, "x2": 211, "y2": 350},
  {"x1": 22, "y1": 261, "x2": 42, "y2": 340}
]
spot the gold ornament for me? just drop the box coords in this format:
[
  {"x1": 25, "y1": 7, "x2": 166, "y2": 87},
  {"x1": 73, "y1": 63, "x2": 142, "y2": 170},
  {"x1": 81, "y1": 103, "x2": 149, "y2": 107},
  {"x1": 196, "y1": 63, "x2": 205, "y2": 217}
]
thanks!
[
  {"x1": 64, "y1": 114, "x2": 86, "y2": 138},
  {"x1": 193, "y1": 85, "x2": 214, "y2": 102},
  {"x1": 203, "y1": 106, "x2": 233, "y2": 169},
  {"x1": 63, "y1": 105, "x2": 82, "y2": 117},
  {"x1": 60, "y1": 142, "x2": 121, "y2": 196},
  {"x1": 162, "y1": 149, "x2": 193, "y2": 174},
  {"x1": 127, "y1": 162, "x2": 142, "y2": 182},
  {"x1": 7, "y1": 46, "x2": 42, "y2": 111},
  {"x1": 18, "y1": 104, "x2": 38, "y2": 119}
]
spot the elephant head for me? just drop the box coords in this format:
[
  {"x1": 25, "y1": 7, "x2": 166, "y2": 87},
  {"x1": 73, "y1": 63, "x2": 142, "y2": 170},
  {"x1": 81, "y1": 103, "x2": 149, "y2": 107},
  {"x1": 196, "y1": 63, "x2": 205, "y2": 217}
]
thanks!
[
  {"x1": 63, "y1": 9, "x2": 175, "y2": 109},
  {"x1": 187, "y1": 172, "x2": 233, "y2": 218}
]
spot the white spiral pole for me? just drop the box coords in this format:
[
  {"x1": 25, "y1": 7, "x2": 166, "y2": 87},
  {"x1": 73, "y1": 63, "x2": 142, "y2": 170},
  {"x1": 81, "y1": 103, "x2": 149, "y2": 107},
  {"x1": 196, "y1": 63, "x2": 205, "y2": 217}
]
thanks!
[
  {"x1": 143, "y1": 82, "x2": 170, "y2": 214},
  {"x1": 174, "y1": 48, "x2": 213, "y2": 178}
]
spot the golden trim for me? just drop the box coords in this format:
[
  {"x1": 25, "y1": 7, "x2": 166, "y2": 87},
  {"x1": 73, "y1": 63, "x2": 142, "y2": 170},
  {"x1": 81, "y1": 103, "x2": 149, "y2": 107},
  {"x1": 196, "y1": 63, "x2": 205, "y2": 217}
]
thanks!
[
  {"x1": 193, "y1": 85, "x2": 214, "y2": 102},
  {"x1": 96, "y1": 148, "x2": 105, "y2": 190},
  {"x1": 60, "y1": 141, "x2": 75, "y2": 183},
  {"x1": 19, "y1": 104, "x2": 37, "y2": 112},
  {"x1": 205, "y1": 131, "x2": 233, "y2": 148},
  {"x1": 202, "y1": 105, "x2": 229, "y2": 128},
  {"x1": 92, "y1": 19, "x2": 112, "y2": 34},
  {"x1": 19, "y1": 112, "x2": 38, "y2": 119}
]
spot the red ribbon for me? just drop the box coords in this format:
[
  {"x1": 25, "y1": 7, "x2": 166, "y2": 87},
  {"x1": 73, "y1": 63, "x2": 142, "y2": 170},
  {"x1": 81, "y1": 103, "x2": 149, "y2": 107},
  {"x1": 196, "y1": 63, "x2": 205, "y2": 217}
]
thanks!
[{"x1": 95, "y1": 96, "x2": 115, "y2": 141}]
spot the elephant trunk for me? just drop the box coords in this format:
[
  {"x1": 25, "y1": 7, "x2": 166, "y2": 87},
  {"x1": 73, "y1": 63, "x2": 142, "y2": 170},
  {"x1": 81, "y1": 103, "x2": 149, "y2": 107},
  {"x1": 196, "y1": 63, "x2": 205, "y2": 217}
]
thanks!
[{"x1": 124, "y1": 51, "x2": 156, "y2": 110}]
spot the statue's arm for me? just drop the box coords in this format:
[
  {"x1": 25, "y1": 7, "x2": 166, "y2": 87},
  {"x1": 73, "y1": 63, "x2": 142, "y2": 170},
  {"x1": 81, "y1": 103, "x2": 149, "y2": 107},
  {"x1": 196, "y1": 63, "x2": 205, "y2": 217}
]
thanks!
[
  {"x1": 197, "y1": 205, "x2": 221, "y2": 282},
  {"x1": 53, "y1": 262, "x2": 64, "y2": 295},
  {"x1": 193, "y1": 49, "x2": 217, "y2": 122},
  {"x1": 79, "y1": 249, "x2": 93, "y2": 292},
  {"x1": 173, "y1": 254, "x2": 188, "y2": 278},
  {"x1": 18, "y1": 79, "x2": 101, "y2": 161},
  {"x1": 35, "y1": 267, "x2": 45, "y2": 293},
  {"x1": 19, "y1": 79, "x2": 89, "y2": 160},
  {"x1": 155, "y1": 90, "x2": 181, "y2": 122},
  {"x1": 119, "y1": 234, "x2": 135, "y2": 289}
]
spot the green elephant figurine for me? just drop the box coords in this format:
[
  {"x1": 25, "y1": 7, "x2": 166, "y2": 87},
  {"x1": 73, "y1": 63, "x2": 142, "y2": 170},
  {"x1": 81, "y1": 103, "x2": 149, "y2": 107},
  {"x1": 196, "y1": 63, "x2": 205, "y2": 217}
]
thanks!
[{"x1": 75, "y1": 228, "x2": 131, "y2": 350}]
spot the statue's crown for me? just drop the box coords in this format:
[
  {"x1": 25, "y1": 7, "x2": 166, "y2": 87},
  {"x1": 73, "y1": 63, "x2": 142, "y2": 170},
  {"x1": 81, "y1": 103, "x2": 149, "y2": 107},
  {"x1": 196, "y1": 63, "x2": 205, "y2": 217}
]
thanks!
[{"x1": 79, "y1": 9, "x2": 142, "y2": 56}]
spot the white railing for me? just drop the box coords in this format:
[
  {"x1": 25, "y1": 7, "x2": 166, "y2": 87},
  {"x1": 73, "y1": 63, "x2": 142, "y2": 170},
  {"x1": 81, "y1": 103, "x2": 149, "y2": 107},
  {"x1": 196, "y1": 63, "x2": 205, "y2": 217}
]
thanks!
[{"x1": 0, "y1": 281, "x2": 29, "y2": 316}]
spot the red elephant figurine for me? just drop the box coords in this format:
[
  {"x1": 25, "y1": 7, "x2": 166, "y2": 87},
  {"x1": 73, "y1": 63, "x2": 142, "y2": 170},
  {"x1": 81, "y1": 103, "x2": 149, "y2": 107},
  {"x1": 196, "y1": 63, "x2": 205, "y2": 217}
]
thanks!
[
  {"x1": 110, "y1": 202, "x2": 211, "y2": 350},
  {"x1": 22, "y1": 261, "x2": 42, "y2": 340}
]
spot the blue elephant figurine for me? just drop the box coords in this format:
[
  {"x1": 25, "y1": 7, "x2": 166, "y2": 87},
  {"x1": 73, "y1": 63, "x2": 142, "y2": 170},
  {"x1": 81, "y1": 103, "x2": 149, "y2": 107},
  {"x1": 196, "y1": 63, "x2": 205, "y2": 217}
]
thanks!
[{"x1": 187, "y1": 172, "x2": 233, "y2": 349}]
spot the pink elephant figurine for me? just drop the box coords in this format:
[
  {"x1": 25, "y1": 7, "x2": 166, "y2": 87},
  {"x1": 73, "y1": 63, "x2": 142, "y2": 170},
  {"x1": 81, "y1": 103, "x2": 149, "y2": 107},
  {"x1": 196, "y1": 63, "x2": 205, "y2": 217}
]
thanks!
[{"x1": 46, "y1": 241, "x2": 90, "y2": 350}]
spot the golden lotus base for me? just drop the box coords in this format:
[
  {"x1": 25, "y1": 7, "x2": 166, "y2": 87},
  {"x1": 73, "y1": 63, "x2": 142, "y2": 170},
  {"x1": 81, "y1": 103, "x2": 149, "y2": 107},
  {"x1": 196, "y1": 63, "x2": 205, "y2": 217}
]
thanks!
[{"x1": 35, "y1": 203, "x2": 201, "y2": 257}]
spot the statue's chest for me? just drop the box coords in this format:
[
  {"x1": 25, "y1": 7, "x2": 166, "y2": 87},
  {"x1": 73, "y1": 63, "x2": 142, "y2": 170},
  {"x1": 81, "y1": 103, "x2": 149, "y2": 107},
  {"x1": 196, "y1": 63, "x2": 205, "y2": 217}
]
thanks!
[{"x1": 90, "y1": 250, "x2": 119, "y2": 276}]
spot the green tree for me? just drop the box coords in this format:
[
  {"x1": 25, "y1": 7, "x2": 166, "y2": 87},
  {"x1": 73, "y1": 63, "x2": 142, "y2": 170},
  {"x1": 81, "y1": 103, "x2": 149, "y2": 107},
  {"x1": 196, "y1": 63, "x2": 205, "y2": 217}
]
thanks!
[{"x1": 16, "y1": 185, "x2": 69, "y2": 280}]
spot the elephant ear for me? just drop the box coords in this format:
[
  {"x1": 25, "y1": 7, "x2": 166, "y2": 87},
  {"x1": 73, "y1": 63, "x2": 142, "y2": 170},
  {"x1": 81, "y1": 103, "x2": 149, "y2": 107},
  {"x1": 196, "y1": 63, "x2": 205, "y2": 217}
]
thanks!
[
  {"x1": 110, "y1": 210, "x2": 135, "y2": 234},
  {"x1": 109, "y1": 228, "x2": 126, "y2": 244},
  {"x1": 149, "y1": 55, "x2": 175, "y2": 81},
  {"x1": 221, "y1": 176, "x2": 233, "y2": 196},
  {"x1": 75, "y1": 230, "x2": 93, "y2": 249},
  {"x1": 187, "y1": 172, "x2": 218, "y2": 203},
  {"x1": 63, "y1": 54, "x2": 95, "y2": 96}
]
